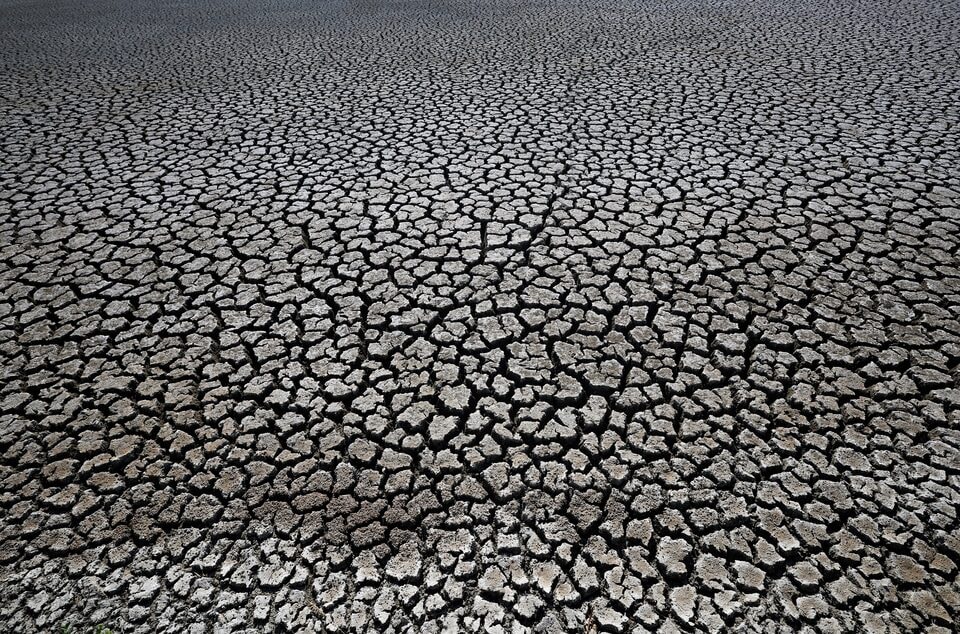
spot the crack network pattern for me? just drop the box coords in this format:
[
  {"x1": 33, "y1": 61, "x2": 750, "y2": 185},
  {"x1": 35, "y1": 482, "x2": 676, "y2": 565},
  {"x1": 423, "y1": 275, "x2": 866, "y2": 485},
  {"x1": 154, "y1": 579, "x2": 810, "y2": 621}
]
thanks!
[{"x1": 1, "y1": 0, "x2": 959, "y2": 631}]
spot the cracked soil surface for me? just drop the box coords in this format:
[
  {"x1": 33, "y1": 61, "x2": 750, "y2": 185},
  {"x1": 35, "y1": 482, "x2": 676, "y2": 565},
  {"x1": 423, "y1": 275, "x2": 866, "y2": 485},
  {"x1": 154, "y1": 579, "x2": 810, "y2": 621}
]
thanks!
[{"x1": 1, "y1": 0, "x2": 960, "y2": 632}]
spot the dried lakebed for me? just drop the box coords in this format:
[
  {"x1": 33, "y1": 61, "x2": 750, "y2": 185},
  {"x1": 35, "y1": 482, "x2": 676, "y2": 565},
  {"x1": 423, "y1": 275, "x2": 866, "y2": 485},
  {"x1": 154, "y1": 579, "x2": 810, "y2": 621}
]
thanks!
[{"x1": 1, "y1": 0, "x2": 959, "y2": 631}]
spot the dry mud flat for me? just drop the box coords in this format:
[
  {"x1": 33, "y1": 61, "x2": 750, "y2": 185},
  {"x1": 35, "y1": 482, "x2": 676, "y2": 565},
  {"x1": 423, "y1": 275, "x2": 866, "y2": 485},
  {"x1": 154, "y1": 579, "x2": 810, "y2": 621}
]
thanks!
[{"x1": 1, "y1": 0, "x2": 959, "y2": 631}]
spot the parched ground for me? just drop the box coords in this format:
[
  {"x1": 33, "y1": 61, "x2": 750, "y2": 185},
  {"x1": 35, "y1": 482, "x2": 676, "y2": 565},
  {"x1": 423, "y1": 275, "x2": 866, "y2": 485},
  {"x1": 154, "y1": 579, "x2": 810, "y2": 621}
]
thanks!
[{"x1": 1, "y1": 0, "x2": 959, "y2": 631}]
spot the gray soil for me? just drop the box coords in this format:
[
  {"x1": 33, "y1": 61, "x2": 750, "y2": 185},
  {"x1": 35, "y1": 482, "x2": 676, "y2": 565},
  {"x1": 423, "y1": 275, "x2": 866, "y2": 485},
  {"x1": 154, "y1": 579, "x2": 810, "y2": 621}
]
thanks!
[{"x1": 1, "y1": 0, "x2": 959, "y2": 631}]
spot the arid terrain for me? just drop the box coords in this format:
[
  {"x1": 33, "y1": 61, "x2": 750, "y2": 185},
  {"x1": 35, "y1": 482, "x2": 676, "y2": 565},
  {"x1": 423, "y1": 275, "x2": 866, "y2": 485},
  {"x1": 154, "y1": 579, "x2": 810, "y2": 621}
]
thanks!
[{"x1": 1, "y1": 0, "x2": 959, "y2": 631}]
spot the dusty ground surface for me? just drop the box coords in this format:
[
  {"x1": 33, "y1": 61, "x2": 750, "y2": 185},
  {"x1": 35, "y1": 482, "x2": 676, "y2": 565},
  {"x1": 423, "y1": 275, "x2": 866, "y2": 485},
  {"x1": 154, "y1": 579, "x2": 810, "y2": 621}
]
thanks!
[{"x1": 1, "y1": 0, "x2": 959, "y2": 631}]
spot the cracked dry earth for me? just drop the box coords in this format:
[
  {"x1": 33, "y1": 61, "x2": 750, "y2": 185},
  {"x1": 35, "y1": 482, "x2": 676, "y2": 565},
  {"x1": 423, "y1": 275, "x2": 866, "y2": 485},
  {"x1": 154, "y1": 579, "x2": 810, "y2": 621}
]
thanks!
[{"x1": 2, "y1": 0, "x2": 960, "y2": 632}]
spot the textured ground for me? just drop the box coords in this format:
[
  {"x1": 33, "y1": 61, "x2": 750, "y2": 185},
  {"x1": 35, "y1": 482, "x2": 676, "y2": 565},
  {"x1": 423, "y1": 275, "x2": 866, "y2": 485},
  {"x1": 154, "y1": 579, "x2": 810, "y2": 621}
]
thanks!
[{"x1": 1, "y1": 0, "x2": 960, "y2": 631}]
